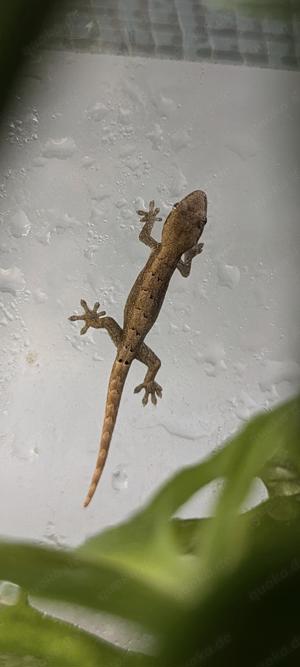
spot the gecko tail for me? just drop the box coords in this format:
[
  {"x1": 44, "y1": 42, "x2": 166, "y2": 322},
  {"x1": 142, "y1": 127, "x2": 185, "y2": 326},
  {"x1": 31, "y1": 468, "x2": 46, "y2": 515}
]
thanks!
[{"x1": 83, "y1": 358, "x2": 130, "y2": 508}]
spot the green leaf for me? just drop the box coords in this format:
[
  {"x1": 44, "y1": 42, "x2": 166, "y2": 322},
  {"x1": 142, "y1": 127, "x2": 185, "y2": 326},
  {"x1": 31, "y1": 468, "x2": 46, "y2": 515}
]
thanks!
[
  {"x1": 198, "y1": 395, "x2": 300, "y2": 571},
  {"x1": 81, "y1": 396, "x2": 300, "y2": 595},
  {"x1": 0, "y1": 395, "x2": 299, "y2": 667},
  {"x1": 161, "y1": 517, "x2": 300, "y2": 666},
  {"x1": 0, "y1": 598, "x2": 149, "y2": 667},
  {"x1": 0, "y1": 396, "x2": 299, "y2": 636},
  {"x1": 0, "y1": 540, "x2": 182, "y2": 634}
]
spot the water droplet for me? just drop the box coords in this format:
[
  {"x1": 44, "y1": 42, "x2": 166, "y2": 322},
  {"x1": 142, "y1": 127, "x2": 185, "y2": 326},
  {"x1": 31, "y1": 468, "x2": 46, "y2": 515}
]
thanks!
[
  {"x1": 234, "y1": 391, "x2": 258, "y2": 422},
  {"x1": 259, "y1": 359, "x2": 300, "y2": 393},
  {"x1": 118, "y1": 105, "x2": 131, "y2": 123},
  {"x1": 156, "y1": 94, "x2": 177, "y2": 117},
  {"x1": 195, "y1": 342, "x2": 227, "y2": 377},
  {"x1": 120, "y1": 208, "x2": 132, "y2": 221},
  {"x1": 170, "y1": 128, "x2": 191, "y2": 152},
  {"x1": 0, "y1": 581, "x2": 21, "y2": 606},
  {"x1": 10, "y1": 210, "x2": 31, "y2": 238},
  {"x1": 155, "y1": 416, "x2": 208, "y2": 441},
  {"x1": 217, "y1": 263, "x2": 240, "y2": 289},
  {"x1": 93, "y1": 352, "x2": 104, "y2": 362},
  {"x1": 33, "y1": 288, "x2": 48, "y2": 304},
  {"x1": 112, "y1": 465, "x2": 128, "y2": 492},
  {"x1": 146, "y1": 123, "x2": 164, "y2": 150},
  {"x1": 81, "y1": 155, "x2": 95, "y2": 168},
  {"x1": 42, "y1": 137, "x2": 77, "y2": 159},
  {"x1": 124, "y1": 156, "x2": 140, "y2": 172},
  {"x1": 86, "y1": 102, "x2": 109, "y2": 121},
  {"x1": 0, "y1": 266, "x2": 26, "y2": 295}
]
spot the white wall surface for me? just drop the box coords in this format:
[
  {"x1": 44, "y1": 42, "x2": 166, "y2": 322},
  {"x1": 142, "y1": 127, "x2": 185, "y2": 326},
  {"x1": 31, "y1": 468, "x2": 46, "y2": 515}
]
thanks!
[{"x1": 0, "y1": 52, "x2": 299, "y2": 550}]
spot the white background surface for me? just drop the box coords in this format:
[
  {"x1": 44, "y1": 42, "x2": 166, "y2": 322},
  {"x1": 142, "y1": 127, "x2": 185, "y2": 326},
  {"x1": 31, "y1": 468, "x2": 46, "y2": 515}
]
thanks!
[{"x1": 0, "y1": 52, "x2": 299, "y2": 551}]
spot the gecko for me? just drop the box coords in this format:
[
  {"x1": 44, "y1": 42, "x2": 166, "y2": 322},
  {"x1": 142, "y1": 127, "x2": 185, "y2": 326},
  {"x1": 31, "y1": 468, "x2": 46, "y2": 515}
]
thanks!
[{"x1": 69, "y1": 190, "x2": 207, "y2": 507}]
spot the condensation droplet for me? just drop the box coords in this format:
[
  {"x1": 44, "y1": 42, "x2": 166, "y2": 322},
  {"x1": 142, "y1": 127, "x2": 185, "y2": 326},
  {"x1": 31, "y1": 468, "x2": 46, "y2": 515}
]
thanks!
[
  {"x1": 0, "y1": 580, "x2": 21, "y2": 606},
  {"x1": 10, "y1": 210, "x2": 31, "y2": 238},
  {"x1": 259, "y1": 359, "x2": 300, "y2": 393},
  {"x1": 112, "y1": 465, "x2": 128, "y2": 492},
  {"x1": 170, "y1": 128, "x2": 191, "y2": 152},
  {"x1": 195, "y1": 341, "x2": 227, "y2": 377},
  {"x1": 146, "y1": 123, "x2": 164, "y2": 150},
  {"x1": 81, "y1": 155, "x2": 96, "y2": 168},
  {"x1": 157, "y1": 94, "x2": 177, "y2": 117},
  {"x1": 42, "y1": 137, "x2": 77, "y2": 159},
  {"x1": 33, "y1": 288, "x2": 48, "y2": 304},
  {"x1": 0, "y1": 266, "x2": 26, "y2": 295},
  {"x1": 217, "y1": 263, "x2": 240, "y2": 289},
  {"x1": 234, "y1": 391, "x2": 258, "y2": 422},
  {"x1": 86, "y1": 102, "x2": 109, "y2": 121},
  {"x1": 93, "y1": 352, "x2": 104, "y2": 362}
]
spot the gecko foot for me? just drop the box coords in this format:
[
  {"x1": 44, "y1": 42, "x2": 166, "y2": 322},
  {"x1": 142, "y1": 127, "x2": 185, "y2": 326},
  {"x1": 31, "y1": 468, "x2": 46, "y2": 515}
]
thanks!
[
  {"x1": 186, "y1": 242, "x2": 204, "y2": 260},
  {"x1": 136, "y1": 200, "x2": 162, "y2": 225},
  {"x1": 134, "y1": 380, "x2": 162, "y2": 406},
  {"x1": 68, "y1": 299, "x2": 106, "y2": 335}
]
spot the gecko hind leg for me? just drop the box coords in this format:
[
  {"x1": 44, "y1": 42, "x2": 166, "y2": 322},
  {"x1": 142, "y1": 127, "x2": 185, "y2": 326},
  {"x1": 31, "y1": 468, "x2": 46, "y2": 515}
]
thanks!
[
  {"x1": 134, "y1": 342, "x2": 162, "y2": 406},
  {"x1": 69, "y1": 299, "x2": 123, "y2": 346}
]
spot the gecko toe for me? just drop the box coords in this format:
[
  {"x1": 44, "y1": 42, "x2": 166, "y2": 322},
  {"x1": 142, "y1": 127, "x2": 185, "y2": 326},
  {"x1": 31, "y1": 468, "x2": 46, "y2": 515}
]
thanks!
[{"x1": 80, "y1": 299, "x2": 89, "y2": 312}]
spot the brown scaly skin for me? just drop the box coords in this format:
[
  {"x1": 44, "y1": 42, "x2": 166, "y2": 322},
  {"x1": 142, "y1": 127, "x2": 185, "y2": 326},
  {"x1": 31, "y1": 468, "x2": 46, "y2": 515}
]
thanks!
[{"x1": 69, "y1": 190, "x2": 207, "y2": 507}]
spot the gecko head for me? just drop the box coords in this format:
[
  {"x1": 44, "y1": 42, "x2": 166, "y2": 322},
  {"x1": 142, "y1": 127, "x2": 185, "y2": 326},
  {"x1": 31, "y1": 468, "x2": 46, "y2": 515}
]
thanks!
[{"x1": 162, "y1": 190, "x2": 207, "y2": 253}]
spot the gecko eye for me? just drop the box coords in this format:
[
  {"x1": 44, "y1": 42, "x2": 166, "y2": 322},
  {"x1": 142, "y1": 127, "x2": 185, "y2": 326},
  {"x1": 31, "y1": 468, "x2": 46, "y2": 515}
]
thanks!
[{"x1": 173, "y1": 202, "x2": 179, "y2": 208}]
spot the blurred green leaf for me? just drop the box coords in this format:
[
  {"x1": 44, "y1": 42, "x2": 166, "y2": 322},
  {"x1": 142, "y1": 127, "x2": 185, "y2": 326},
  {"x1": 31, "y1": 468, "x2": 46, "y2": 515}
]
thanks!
[
  {"x1": 0, "y1": 540, "x2": 183, "y2": 634},
  {"x1": 161, "y1": 517, "x2": 300, "y2": 666},
  {"x1": 198, "y1": 394, "x2": 300, "y2": 572},
  {"x1": 80, "y1": 395, "x2": 300, "y2": 597},
  {"x1": 0, "y1": 597, "x2": 149, "y2": 667},
  {"x1": 0, "y1": 395, "x2": 299, "y2": 664}
]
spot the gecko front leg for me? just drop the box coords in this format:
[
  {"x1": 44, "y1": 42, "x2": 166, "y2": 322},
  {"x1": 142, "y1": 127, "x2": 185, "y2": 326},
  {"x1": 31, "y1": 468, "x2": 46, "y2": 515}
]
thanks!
[
  {"x1": 177, "y1": 242, "x2": 204, "y2": 278},
  {"x1": 69, "y1": 299, "x2": 123, "y2": 347},
  {"x1": 135, "y1": 342, "x2": 162, "y2": 406},
  {"x1": 136, "y1": 199, "x2": 162, "y2": 250}
]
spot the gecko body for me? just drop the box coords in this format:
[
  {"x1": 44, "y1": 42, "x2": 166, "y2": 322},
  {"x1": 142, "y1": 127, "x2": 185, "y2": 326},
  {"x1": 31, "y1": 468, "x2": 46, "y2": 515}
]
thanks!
[{"x1": 69, "y1": 190, "x2": 207, "y2": 506}]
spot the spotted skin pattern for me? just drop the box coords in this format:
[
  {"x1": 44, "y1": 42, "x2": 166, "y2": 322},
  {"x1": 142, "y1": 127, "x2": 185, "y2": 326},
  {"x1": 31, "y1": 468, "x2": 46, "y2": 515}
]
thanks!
[{"x1": 69, "y1": 190, "x2": 208, "y2": 507}]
